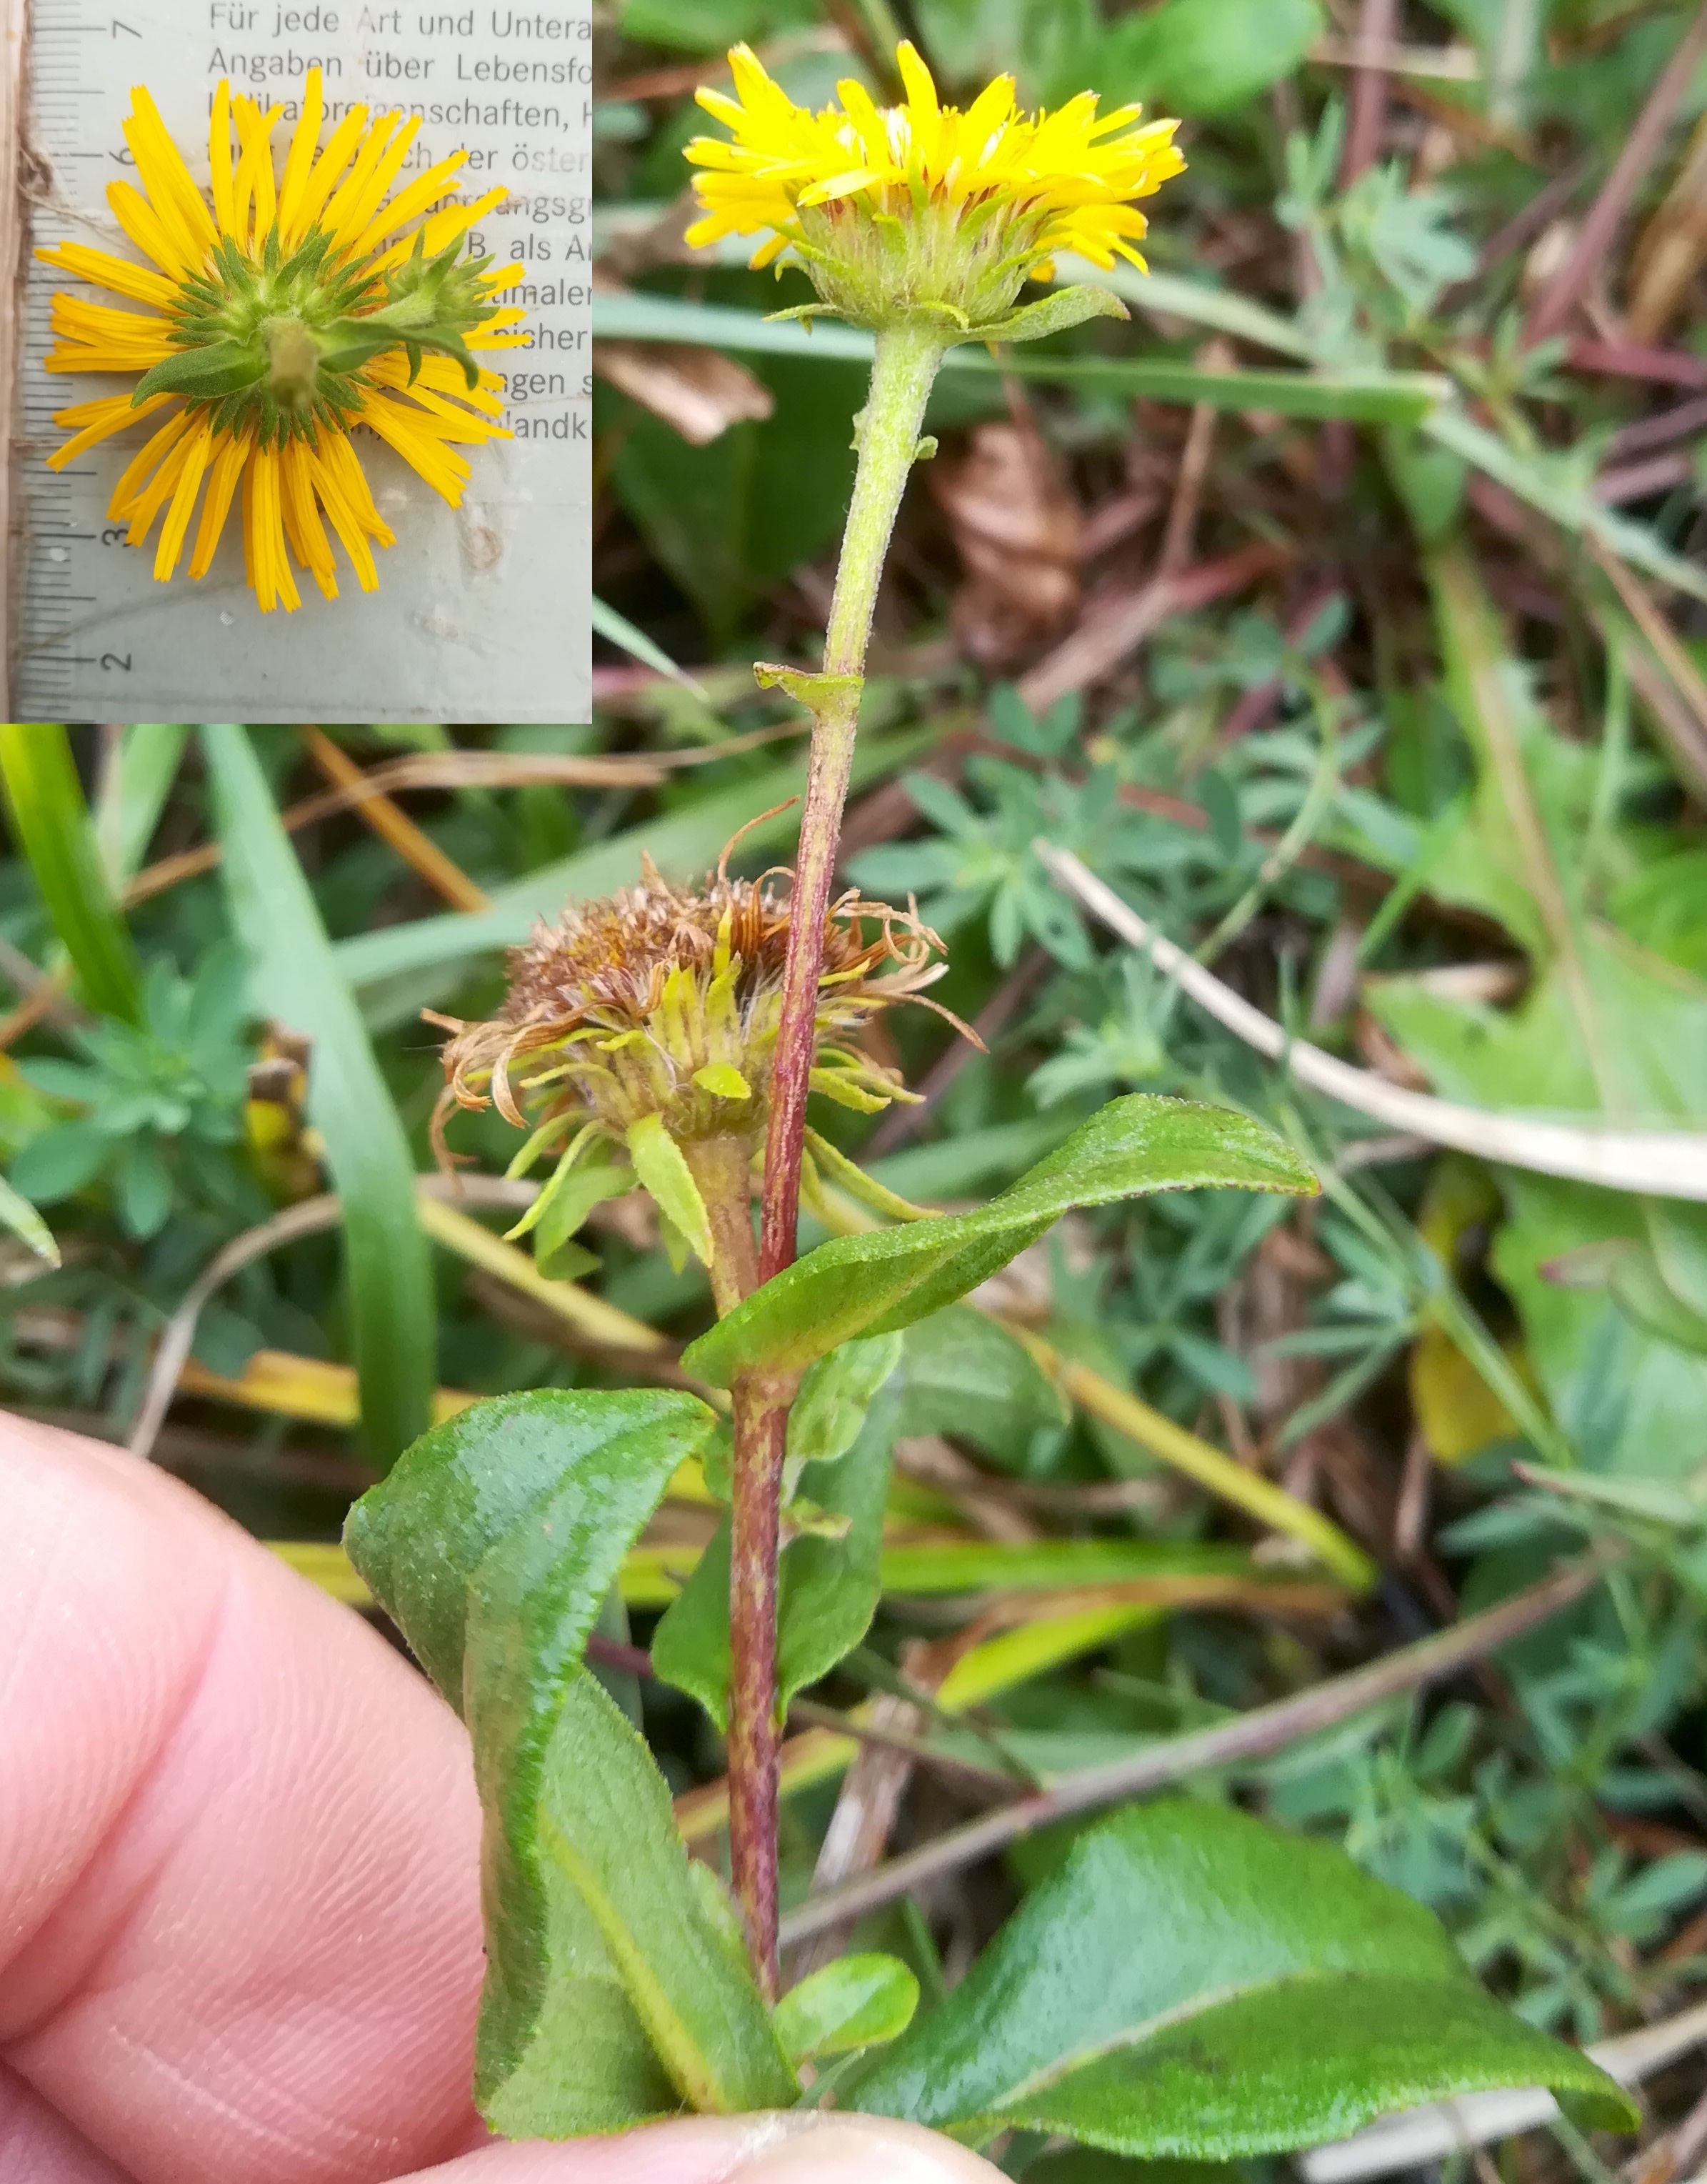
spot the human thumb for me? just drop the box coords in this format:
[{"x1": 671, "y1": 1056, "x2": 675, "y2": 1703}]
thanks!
[{"x1": 398, "y1": 2113, "x2": 1007, "y2": 2183}]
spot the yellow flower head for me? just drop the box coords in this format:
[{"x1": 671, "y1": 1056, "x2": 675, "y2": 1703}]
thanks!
[
  {"x1": 38, "y1": 71, "x2": 529, "y2": 614},
  {"x1": 684, "y1": 42, "x2": 1183, "y2": 330}
]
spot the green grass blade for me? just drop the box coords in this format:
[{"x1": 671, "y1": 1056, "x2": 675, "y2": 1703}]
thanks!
[
  {"x1": 1425, "y1": 407, "x2": 1707, "y2": 607},
  {"x1": 201, "y1": 724, "x2": 435, "y2": 1464},
  {"x1": 591, "y1": 291, "x2": 1439, "y2": 419},
  {"x1": 591, "y1": 595, "x2": 709, "y2": 694},
  {"x1": 0, "y1": 724, "x2": 142, "y2": 1022},
  {"x1": 0, "y1": 1173, "x2": 60, "y2": 1266},
  {"x1": 994, "y1": 356, "x2": 1448, "y2": 422},
  {"x1": 94, "y1": 724, "x2": 190, "y2": 883}
]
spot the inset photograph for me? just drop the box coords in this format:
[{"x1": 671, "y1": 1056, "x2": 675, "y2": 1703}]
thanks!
[{"x1": 11, "y1": 5, "x2": 589, "y2": 722}]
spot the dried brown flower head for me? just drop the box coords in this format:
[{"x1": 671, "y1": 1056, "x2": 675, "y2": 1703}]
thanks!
[{"x1": 426, "y1": 847, "x2": 959, "y2": 1265}]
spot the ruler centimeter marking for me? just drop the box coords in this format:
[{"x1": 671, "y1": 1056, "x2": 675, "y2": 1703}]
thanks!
[
  {"x1": 14, "y1": 1, "x2": 592, "y2": 725},
  {"x1": 16, "y1": 3, "x2": 134, "y2": 712}
]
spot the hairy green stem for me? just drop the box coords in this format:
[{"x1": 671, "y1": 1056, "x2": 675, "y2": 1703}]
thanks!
[
  {"x1": 756, "y1": 321, "x2": 946, "y2": 1287},
  {"x1": 726, "y1": 321, "x2": 944, "y2": 1993}
]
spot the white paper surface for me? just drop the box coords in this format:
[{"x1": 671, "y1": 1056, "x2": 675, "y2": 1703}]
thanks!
[{"x1": 17, "y1": 0, "x2": 590, "y2": 724}]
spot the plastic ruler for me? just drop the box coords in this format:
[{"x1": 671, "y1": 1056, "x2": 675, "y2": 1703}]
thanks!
[{"x1": 15, "y1": 0, "x2": 590, "y2": 723}]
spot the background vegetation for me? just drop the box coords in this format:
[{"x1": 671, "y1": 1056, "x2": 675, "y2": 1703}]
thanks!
[{"x1": 7, "y1": 0, "x2": 1707, "y2": 2168}]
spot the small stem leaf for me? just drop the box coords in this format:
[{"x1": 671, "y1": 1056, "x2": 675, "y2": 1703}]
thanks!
[
  {"x1": 776, "y1": 1373, "x2": 899, "y2": 1715},
  {"x1": 752, "y1": 661, "x2": 863, "y2": 713},
  {"x1": 0, "y1": 724, "x2": 143, "y2": 1023},
  {"x1": 346, "y1": 1389, "x2": 794, "y2": 2131},
  {"x1": 626, "y1": 1113, "x2": 715, "y2": 1267},
  {"x1": 950, "y1": 284, "x2": 1129, "y2": 347},
  {"x1": 846, "y1": 1802, "x2": 1637, "y2": 2154},
  {"x1": 787, "y1": 1333, "x2": 905, "y2": 1466},
  {"x1": 654, "y1": 1370, "x2": 901, "y2": 1730},
  {"x1": 686, "y1": 1096, "x2": 1317, "y2": 1384},
  {"x1": 774, "y1": 1955, "x2": 920, "y2": 2068}
]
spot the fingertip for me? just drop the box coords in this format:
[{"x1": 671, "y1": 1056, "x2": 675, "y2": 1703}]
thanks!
[
  {"x1": 391, "y1": 2117, "x2": 757, "y2": 2184},
  {"x1": 392, "y1": 2115, "x2": 1006, "y2": 2184}
]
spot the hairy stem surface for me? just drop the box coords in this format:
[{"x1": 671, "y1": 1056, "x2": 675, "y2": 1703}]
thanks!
[
  {"x1": 756, "y1": 321, "x2": 945, "y2": 1285},
  {"x1": 726, "y1": 320, "x2": 943, "y2": 1992}
]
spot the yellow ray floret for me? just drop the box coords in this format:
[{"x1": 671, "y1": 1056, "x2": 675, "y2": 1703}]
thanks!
[
  {"x1": 684, "y1": 41, "x2": 1184, "y2": 286},
  {"x1": 36, "y1": 69, "x2": 524, "y2": 614}
]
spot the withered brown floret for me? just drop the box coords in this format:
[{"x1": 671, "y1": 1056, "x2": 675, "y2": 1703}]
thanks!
[{"x1": 427, "y1": 849, "x2": 958, "y2": 1174}]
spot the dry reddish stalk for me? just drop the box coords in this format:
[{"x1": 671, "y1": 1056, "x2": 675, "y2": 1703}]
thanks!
[
  {"x1": 1523, "y1": 3, "x2": 1707, "y2": 347},
  {"x1": 1341, "y1": 0, "x2": 1399, "y2": 183},
  {"x1": 1017, "y1": 540, "x2": 1291, "y2": 711},
  {"x1": 1629, "y1": 108, "x2": 1707, "y2": 340}
]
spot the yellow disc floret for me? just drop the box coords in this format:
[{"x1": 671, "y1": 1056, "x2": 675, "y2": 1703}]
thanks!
[{"x1": 684, "y1": 41, "x2": 1183, "y2": 329}]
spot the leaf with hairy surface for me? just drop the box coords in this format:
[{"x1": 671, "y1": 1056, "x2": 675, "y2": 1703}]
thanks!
[
  {"x1": 848, "y1": 1802, "x2": 1636, "y2": 2155},
  {"x1": 684, "y1": 1097, "x2": 1316, "y2": 1385},
  {"x1": 345, "y1": 1388, "x2": 796, "y2": 2133}
]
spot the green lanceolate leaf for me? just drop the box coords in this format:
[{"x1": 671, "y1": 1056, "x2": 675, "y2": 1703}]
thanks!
[
  {"x1": 346, "y1": 1387, "x2": 796, "y2": 2132},
  {"x1": 510, "y1": 1671, "x2": 795, "y2": 2131},
  {"x1": 202, "y1": 725, "x2": 434, "y2": 1464},
  {"x1": 0, "y1": 724, "x2": 142, "y2": 1024},
  {"x1": 900, "y1": 1307, "x2": 1069, "y2": 1472},
  {"x1": 653, "y1": 1365, "x2": 901, "y2": 1730},
  {"x1": 849, "y1": 1802, "x2": 1637, "y2": 2155},
  {"x1": 774, "y1": 1954, "x2": 920, "y2": 2067},
  {"x1": 684, "y1": 1097, "x2": 1316, "y2": 1385},
  {"x1": 132, "y1": 339, "x2": 268, "y2": 404},
  {"x1": 344, "y1": 1387, "x2": 711, "y2": 1702}
]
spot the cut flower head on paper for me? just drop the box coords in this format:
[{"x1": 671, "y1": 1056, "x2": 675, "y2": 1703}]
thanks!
[
  {"x1": 684, "y1": 41, "x2": 1184, "y2": 336},
  {"x1": 38, "y1": 69, "x2": 529, "y2": 614}
]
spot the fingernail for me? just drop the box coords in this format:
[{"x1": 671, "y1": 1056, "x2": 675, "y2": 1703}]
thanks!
[{"x1": 726, "y1": 2115, "x2": 1004, "y2": 2182}]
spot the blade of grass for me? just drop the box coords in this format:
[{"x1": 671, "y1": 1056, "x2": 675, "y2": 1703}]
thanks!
[
  {"x1": 592, "y1": 594, "x2": 711, "y2": 695},
  {"x1": 591, "y1": 291, "x2": 1443, "y2": 419},
  {"x1": 1423, "y1": 407, "x2": 1707, "y2": 607},
  {"x1": 201, "y1": 725, "x2": 435, "y2": 1465},
  {"x1": 1011, "y1": 1327, "x2": 1379, "y2": 1592},
  {"x1": 94, "y1": 725, "x2": 189, "y2": 885},
  {"x1": 0, "y1": 725, "x2": 142, "y2": 1023}
]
